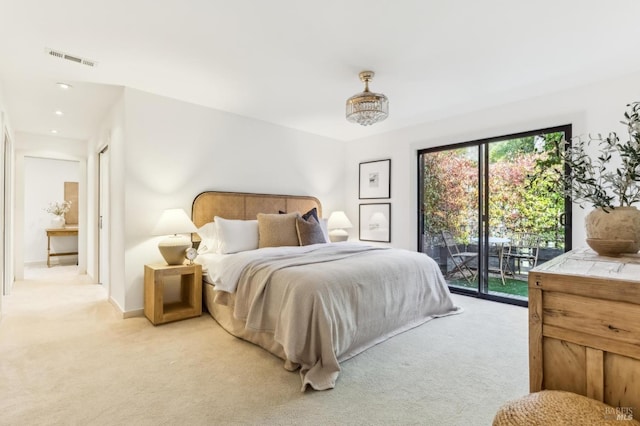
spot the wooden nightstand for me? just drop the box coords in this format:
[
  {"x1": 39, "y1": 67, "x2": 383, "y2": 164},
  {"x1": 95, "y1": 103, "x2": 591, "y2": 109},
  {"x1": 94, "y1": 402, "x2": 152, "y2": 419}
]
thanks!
[{"x1": 144, "y1": 263, "x2": 202, "y2": 325}]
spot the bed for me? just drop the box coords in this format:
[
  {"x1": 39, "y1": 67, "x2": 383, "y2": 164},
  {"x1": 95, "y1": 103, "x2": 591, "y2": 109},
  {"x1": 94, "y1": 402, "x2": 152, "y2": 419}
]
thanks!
[{"x1": 192, "y1": 191, "x2": 462, "y2": 391}]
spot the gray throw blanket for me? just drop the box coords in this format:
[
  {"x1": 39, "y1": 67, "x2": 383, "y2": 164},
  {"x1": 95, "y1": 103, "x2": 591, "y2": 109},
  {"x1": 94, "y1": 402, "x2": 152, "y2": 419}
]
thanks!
[{"x1": 226, "y1": 244, "x2": 461, "y2": 391}]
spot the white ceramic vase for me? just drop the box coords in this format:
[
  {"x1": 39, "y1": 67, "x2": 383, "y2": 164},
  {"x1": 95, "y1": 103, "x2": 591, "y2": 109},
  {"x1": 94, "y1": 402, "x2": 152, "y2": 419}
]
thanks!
[
  {"x1": 585, "y1": 206, "x2": 640, "y2": 254},
  {"x1": 50, "y1": 215, "x2": 66, "y2": 228}
]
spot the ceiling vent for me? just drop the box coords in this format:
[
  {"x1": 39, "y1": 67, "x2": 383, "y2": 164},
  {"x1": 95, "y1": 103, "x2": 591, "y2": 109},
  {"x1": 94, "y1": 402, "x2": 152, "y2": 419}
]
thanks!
[{"x1": 45, "y1": 48, "x2": 97, "y2": 67}]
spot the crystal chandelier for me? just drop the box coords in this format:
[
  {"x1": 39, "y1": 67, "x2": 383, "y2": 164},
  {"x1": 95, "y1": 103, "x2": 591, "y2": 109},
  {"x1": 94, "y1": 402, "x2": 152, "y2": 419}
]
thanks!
[{"x1": 346, "y1": 71, "x2": 389, "y2": 126}]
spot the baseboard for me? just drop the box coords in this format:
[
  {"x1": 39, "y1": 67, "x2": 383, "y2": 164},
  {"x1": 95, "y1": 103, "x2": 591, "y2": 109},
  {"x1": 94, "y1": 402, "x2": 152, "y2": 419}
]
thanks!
[
  {"x1": 108, "y1": 297, "x2": 123, "y2": 316},
  {"x1": 24, "y1": 261, "x2": 47, "y2": 267},
  {"x1": 123, "y1": 308, "x2": 144, "y2": 319},
  {"x1": 108, "y1": 296, "x2": 144, "y2": 319},
  {"x1": 25, "y1": 260, "x2": 81, "y2": 269}
]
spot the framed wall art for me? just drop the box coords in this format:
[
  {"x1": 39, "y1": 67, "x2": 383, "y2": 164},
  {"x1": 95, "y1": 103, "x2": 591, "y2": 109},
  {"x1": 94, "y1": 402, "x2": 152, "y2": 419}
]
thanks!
[
  {"x1": 359, "y1": 159, "x2": 390, "y2": 199},
  {"x1": 359, "y1": 203, "x2": 391, "y2": 242}
]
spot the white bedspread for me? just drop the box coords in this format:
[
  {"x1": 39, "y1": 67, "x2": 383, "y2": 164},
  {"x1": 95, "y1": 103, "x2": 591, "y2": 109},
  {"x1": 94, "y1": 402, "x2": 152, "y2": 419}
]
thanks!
[{"x1": 201, "y1": 243, "x2": 461, "y2": 391}]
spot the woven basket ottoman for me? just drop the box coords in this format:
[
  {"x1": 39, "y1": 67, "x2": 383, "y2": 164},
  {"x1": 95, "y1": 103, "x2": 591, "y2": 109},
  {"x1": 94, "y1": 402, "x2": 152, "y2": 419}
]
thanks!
[{"x1": 493, "y1": 390, "x2": 640, "y2": 425}]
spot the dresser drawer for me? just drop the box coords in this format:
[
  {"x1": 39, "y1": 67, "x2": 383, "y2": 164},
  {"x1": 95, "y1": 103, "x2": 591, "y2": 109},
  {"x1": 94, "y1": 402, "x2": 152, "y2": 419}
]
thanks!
[{"x1": 542, "y1": 291, "x2": 640, "y2": 346}]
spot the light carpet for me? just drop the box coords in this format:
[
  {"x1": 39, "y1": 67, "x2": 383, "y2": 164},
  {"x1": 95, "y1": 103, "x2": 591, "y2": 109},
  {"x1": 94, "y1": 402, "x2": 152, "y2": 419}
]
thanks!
[{"x1": 0, "y1": 265, "x2": 529, "y2": 425}]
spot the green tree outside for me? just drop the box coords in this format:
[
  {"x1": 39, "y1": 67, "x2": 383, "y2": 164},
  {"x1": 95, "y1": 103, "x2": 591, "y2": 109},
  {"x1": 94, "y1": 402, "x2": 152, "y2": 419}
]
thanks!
[{"x1": 422, "y1": 133, "x2": 565, "y2": 248}]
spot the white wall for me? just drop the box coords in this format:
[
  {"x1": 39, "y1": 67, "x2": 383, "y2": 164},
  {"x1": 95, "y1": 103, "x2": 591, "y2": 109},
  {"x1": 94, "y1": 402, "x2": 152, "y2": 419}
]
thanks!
[
  {"x1": 23, "y1": 157, "x2": 79, "y2": 264},
  {"x1": 87, "y1": 92, "x2": 125, "y2": 309},
  {"x1": 104, "y1": 88, "x2": 346, "y2": 313},
  {"x1": 52, "y1": 71, "x2": 640, "y2": 315},
  {"x1": 345, "y1": 70, "x2": 640, "y2": 251}
]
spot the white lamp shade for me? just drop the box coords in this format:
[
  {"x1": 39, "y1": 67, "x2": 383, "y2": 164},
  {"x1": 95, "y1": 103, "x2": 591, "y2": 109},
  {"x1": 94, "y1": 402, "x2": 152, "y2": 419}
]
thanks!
[
  {"x1": 327, "y1": 211, "x2": 353, "y2": 230},
  {"x1": 152, "y1": 208, "x2": 198, "y2": 236},
  {"x1": 152, "y1": 209, "x2": 198, "y2": 265},
  {"x1": 328, "y1": 211, "x2": 352, "y2": 242}
]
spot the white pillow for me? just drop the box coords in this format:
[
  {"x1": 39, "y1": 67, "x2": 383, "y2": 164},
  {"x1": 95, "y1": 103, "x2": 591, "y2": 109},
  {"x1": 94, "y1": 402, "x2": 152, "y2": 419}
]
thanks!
[
  {"x1": 196, "y1": 222, "x2": 220, "y2": 254},
  {"x1": 214, "y1": 216, "x2": 259, "y2": 254},
  {"x1": 319, "y1": 218, "x2": 330, "y2": 243}
]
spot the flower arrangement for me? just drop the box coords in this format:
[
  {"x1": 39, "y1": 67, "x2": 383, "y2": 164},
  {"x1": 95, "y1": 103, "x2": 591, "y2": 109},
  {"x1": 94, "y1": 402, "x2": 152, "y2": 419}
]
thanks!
[{"x1": 45, "y1": 200, "x2": 72, "y2": 217}]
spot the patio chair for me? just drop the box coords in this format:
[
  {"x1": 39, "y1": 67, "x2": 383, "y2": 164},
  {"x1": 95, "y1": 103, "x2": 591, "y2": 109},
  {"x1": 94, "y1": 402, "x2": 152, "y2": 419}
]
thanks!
[
  {"x1": 441, "y1": 230, "x2": 478, "y2": 283},
  {"x1": 501, "y1": 232, "x2": 541, "y2": 279}
]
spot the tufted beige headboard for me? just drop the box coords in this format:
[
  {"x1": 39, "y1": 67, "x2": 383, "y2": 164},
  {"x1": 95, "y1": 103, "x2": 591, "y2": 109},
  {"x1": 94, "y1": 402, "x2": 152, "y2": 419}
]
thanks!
[{"x1": 191, "y1": 191, "x2": 322, "y2": 242}]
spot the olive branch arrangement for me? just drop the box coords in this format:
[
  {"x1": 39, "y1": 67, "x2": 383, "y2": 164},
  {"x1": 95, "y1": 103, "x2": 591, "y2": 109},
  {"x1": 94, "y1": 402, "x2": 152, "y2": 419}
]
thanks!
[{"x1": 558, "y1": 102, "x2": 640, "y2": 211}]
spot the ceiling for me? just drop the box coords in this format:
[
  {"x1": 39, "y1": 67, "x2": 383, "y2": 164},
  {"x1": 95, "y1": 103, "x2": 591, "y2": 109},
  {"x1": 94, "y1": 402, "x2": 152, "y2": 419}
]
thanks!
[{"x1": 1, "y1": 0, "x2": 640, "y2": 142}]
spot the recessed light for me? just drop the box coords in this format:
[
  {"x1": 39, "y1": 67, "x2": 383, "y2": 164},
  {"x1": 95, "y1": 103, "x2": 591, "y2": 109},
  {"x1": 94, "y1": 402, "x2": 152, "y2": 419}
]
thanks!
[
  {"x1": 56, "y1": 82, "x2": 72, "y2": 90},
  {"x1": 54, "y1": 110, "x2": 64, "y2": 116},
  {"x1": 50, "y1": 129, "x2": 58, "y2": 134}
]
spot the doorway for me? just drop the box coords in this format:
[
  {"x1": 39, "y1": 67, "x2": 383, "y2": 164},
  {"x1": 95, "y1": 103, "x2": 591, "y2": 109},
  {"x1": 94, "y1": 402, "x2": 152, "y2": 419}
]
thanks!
[
  {"x1": 23, "y1": 157, "x2": 80, "y2": 275},
  {"x1": 418, "y1": 125, "x2": 572, "y2": 306}
]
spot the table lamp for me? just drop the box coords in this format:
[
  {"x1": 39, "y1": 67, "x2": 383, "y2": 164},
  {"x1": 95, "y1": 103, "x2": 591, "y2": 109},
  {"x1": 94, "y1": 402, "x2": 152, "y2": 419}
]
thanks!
[
  {"x1": 327, "y1": 211, "x2": 353, "y2": 242},
  {"x1": 152, "y1": 208, "x2": 198, "y2": 265}
]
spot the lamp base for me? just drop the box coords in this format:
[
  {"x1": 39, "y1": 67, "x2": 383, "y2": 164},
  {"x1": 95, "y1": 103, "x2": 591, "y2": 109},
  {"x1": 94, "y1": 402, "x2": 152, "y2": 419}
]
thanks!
[
  {"x1": 329, "y1": 229, "x2": 349, "y2": 243},
  {"x1": 158, "y1": 235, "x2": 191, "y2": 265}
]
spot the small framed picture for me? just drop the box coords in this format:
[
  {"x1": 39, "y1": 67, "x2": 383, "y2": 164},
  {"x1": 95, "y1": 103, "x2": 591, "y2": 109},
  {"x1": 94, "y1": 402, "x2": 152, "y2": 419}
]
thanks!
[
  {"x1": 359, "y1": 203, "x2": 391, "y2": 242},
  {"x1": 359, "y1": 159, "x2": 390, "y2": 199}
]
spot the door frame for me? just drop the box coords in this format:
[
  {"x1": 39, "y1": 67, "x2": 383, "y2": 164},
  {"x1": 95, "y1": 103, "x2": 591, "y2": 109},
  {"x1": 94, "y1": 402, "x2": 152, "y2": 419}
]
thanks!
[
  {"x1": 1, "y1": 123, "x2": 13, "y2": 298},
  {"x1": 98, "y1": 144, "x2": 110, "y2": 295}
]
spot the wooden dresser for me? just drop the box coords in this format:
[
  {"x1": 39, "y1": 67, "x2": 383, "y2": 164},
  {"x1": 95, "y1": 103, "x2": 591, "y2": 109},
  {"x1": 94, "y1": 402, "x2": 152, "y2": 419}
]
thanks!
[{"x1": 529, "y1": 247, "x2": 640, "y2": 412}]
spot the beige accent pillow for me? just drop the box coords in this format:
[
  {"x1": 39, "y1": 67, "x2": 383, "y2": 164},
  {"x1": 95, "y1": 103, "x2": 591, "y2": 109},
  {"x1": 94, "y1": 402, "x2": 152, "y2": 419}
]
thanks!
[
  {"x1": 296, "y1": 215, "x2": 327, "y2": 246},
  {"x1": 257, "y1": 212, "x2": 301, "y2": 248}
]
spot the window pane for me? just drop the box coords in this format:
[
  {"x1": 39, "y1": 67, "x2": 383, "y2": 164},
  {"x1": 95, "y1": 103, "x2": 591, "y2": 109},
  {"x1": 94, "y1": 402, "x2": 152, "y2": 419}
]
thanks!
[{"x1": 421, "y1": 146, "x2": 479, "y2": 290}]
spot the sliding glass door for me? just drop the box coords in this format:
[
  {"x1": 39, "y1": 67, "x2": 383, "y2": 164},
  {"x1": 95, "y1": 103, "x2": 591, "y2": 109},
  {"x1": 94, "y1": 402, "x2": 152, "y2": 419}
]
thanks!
[{"x1": 418, "y1": 126, "x2": 572, "y2": 306}]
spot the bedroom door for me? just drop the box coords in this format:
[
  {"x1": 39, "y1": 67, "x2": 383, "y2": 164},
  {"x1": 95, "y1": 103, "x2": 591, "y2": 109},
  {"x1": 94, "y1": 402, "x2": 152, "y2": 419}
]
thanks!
[{"x1": 418, "y1": 125, "x2": 572, "y2": 306}]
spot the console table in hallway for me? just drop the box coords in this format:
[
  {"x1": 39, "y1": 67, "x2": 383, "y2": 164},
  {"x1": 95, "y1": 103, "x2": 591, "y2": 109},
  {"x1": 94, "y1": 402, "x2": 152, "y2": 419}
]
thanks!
[{"x1": 46, "y1": 227, "x2": 78, "y2": 267}]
